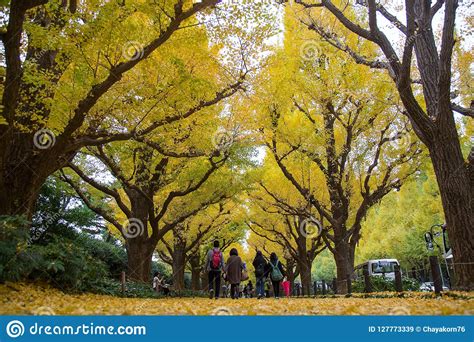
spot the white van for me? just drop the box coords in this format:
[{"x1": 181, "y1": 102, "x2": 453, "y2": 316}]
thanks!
[{"x1": 353, "y1": 259, "x2": 400, "y2": 280}]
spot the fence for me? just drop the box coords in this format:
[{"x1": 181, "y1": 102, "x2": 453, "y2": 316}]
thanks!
[{"x1": 313, "y1": 257, "x2": 471, "y2": 296}]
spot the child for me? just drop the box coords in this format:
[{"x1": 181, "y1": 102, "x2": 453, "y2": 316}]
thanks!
[{"x1": 282, "y1": 277, "x2": 290, "y2": 298}]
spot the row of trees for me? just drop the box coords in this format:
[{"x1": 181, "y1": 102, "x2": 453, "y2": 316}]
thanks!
[
  {"x1": 246, "y1": 10, "x2": 422, "y2": 294},
  {"x1": 0, "y1": 0, "x2": 275, "y2": 285},
  {"x1": 1, "y1": 0, "x2": 472, "y2": 290},
  {"x1": 283, "y1": 0, "x2": 473, "y2": 289}
]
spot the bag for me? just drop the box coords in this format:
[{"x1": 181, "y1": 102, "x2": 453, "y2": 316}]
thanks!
[
  {"x1": 255, "y1": 263, "x2": 265, "y2": 277},
  {"x1": 241, "y1": 269, "x2": 249, "y2": 281},
  {"x1": 270, "y1": 261, "x2": 283, "y2": 282},
  {"x1": 211, "y1": 249, "x2": 222, "y2": 269}
]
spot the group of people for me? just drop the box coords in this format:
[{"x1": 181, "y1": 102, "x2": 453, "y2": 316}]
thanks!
[{"x1": 206, "y1": 240, "x2": 287, "y2": 299}]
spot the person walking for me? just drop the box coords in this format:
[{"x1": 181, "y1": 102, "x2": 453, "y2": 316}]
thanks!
[
  {"x1": 252, "y1": 250, "x2": 267, "y2": 299},
  {"x1": 224, "y1": 248, "x2": 244, "y2": 299},
  {"x1": 205, "y1": 240, "x2": 225, "y2": 299},
  {"x1": 268, "y1": 252, "x2": 285, "y2": 299},
  {"x1": 282, "y1": 277, "x2": 290, "y2": 298}
]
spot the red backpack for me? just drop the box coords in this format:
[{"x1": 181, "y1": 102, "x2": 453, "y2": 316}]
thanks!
[{"x1": 211, "y1": 249, "x2": 221, "y2": 269}]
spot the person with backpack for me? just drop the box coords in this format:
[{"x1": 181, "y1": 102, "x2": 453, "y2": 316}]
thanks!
[
  {"x1": 205, "y1": 240, "x2": 225, "y2": 299},
  {"x1": 252, "y1": 250, "x2": 268, "y2": 299},
  {"x1": 268, "y1": 252, "x2": 285, "y2": 299},
  {"x1": 224, "y1": 248, "x2": 244, "y2": 299}
]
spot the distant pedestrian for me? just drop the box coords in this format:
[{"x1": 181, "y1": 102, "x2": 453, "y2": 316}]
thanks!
[
  {"x1": 152, "y1": 272, "x2": 170, "y2": 295},
  {"x1": 252, "y1": 250, "x2": 268, "y2": 299},
  {"x1": 282, "y1": 277, "x2": 290, "y2": 297},
  {"x1": 268, "y1": 252, "x2": 285, "y2": 299},
  {"x1": 224, "y1": 248, "x2": 244, "y2": 299},
  {"x1": 205, "y1": 240, "x2": 225, "y2": 299}
]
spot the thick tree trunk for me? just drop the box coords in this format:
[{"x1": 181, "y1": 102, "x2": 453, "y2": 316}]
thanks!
[
  {"x1": 298, "y1": 259, "x2": 312, "y2": 296},
  {"x1": 333, "y1": 242, "x2": 353, "y2": 294},
  {"x1": 126, "y1": 239, "x2": 154, "y2": 283},
  {"x1": 429, "y1": 138, "x2": 474, "y2": 290},
  {"x1": 0, "y1": 148, "x2": 48, "y2": 219},
  {"x1": 171, "y1": 242, "x2": 186, "y2": 291},
  {"x1": 0, "y1": 175, "x2": 42, "y2": 220},
  {"x1": 0, "y1": 131, "x2": 75, "y2": 220},
  {"x1": 189, "y1": 254, "x2": 201, "y2": 291}
]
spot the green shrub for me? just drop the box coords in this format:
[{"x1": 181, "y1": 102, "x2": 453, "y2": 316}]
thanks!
[
  {"x1": 74, "y1": 234, "x2": 127, "y2": 278},
  {"x1": 29, "y1": 237, "x2": 109, "y2": 291},
  {"x1": 0, "y1": 216, "x2": 35, "y2": 282}
]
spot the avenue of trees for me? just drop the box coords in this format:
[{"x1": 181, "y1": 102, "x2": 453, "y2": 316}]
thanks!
[{"x1": 0, "y1": 0, "x2": 472, "y2": 292}]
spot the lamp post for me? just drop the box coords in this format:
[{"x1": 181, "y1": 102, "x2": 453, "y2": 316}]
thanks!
[{"x1": 424, "y1": 224, "x2": 451, "y2": 288}]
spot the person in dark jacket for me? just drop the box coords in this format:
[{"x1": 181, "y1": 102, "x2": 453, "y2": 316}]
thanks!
[
  {"x1": 268, "y1": 252, "x2": 285, "y2": 299},
  {"x1": 252, "y1": 250, "x2": 268, "y2": 299},
  {"x1": 224, "y1": 248, "x2": 244, "y2": 299}
]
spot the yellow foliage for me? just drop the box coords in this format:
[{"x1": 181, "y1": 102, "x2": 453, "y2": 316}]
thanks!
[{"x1": 1, "y1": 283, "x2": 473, "y2": 316}]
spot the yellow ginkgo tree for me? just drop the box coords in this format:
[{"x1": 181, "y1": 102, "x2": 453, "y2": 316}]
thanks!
[{"x1": 251, "y1": 11, "x2": 424, "y2": 293}]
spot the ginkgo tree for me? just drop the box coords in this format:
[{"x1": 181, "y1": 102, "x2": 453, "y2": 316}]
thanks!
[
  {"x1": 252, "y1": 12, "x2": 423, "y2": 293},
  {"x1": 0, "y1": 0, "x2": 246, "y2": 220},
  {"x1": 247, "y1": 170, "x2": 326, "y2": 295},
  {"x1": 288, "y1": 0, "x2": 474, "y2": 289},
  {"x1": 157, "y1": 201, "x2": 246, "y2": 290},
  {"x1": 62, "y1": 133, "x2": 243, "y2": 282}
]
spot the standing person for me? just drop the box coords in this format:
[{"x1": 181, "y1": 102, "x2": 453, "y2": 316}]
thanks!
[
  {"x1": 268, "y1": 252, "x2": 285, "y2": 299},
  {"x1": 205, "y1": 240, "x2": 225, "y2": 299},
  {"x1": 253, "y1": 250, "x2": 268, "y2": 299},
  {"x1": 282, "y1": 277, "x2": 291, "y2": 298},
  {"x1": 224, "y1": 248, "x2": 244, "y2": 299}
]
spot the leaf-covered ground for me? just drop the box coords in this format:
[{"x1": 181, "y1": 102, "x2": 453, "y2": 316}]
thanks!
[{"x1": 1, "y1": 283, "x2": 473, "y2": 316}]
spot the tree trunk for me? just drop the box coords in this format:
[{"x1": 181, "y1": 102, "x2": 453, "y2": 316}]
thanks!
[
  {"x1": 285, "y1": 257, "x2": 297, "y2": 295},
  {"x1": 171, "y1": 242, "x2": 186, "y2": 291},
  {"x1": 126, "y1": 239, "x2": 154, "y2": 283},
  {"x1": 201, "y1": 272, "x2": 209, "y2": 291},
  {"x1": 0, "y1": 132, "x2": 74, "y2": 219},
  {"x1": 189, "y1": 253, "x2": 201, "y2": 291},
  {"x1": 0, "y1": 175, "x2": 42, "y2": 220},
  {"x1": 429, "y1": 137, "x2": 474, "y2": 290},
  {"x1": 298, "y1": 259, "x2": 312, "y2": 296},
  {"x1": 333, "y1": 242, "x2": 352, "y2": 294}
]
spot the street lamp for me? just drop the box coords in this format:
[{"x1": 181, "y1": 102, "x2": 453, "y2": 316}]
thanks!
[{"x1": 424, "y1": 223, "x2": 451, "y2": 288}]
